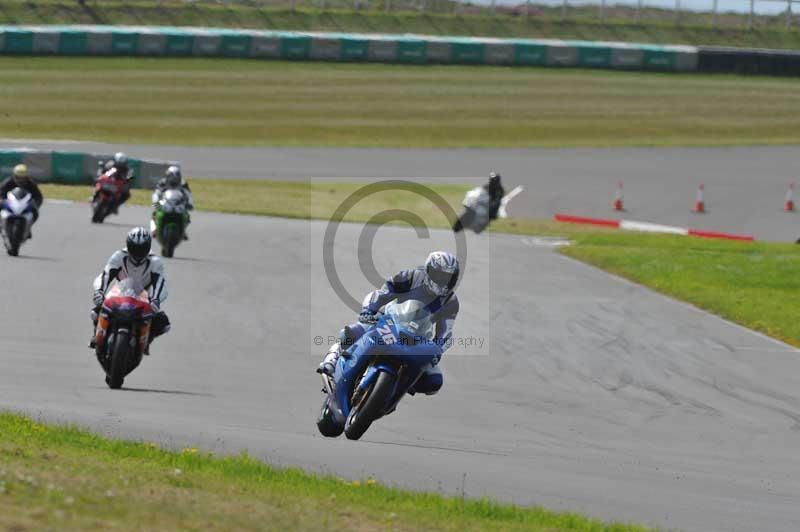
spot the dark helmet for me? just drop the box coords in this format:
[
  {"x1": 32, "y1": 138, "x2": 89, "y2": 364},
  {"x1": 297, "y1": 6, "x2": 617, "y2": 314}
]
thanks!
[
  {"x1": 488, "y1": 171, "x2": 502, "y2": 188},
  {"x1": 126, "y1": 227, "x2": 152, "y2": 265},
  {"x1": 423, "y1": 251, "x2": 460, "y2": 298},
  {"x1": 165, "y1": 165, "x2": 182, "y2": 188}
]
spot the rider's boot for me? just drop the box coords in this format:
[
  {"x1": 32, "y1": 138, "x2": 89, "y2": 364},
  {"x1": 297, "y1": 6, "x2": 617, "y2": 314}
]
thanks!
[
  {"x1": 317, "y1": 343, "x2": 341, "y2": 376},
  {"x1": 88, "y1": 311, "x2": 98, "y2": 349},
  {"x1": 182, "y1": 233, "x2": 189, "y2": 241},
  {"x1": 143, "y1": 334, "x2": 154, "y2": 356}
]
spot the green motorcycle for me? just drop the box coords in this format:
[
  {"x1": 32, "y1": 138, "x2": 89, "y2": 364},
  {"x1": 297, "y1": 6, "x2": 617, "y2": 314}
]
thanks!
[{"x1": 151, "y1": 188, "x2": 189, "y2": 258}]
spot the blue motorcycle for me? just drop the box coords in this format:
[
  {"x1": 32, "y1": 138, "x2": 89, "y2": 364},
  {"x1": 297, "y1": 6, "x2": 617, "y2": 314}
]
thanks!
[
  {"x1": 317, "y1": 299, "x2": 443, "y2": 441},
  {"x1": 1, "y1": 187, "x2": 36, "y2": 257}
]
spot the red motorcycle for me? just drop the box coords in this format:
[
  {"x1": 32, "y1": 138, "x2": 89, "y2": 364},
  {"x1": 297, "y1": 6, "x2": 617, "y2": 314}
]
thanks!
[
  {"x1": 91, "y1": 169, "x2": 128, "y2": 223},
  {"x1": 94, "y1": 279, "x2": 154, "y2": 389}
]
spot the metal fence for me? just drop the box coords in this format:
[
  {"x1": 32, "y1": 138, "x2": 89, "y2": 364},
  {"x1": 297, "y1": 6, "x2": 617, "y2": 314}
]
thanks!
[{"x1": 197, "y1": 0, "x2": 800, "y2": 28}]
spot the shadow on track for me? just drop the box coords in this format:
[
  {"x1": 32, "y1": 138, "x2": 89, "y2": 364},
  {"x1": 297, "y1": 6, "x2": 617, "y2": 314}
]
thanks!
[
  {"x1": 362, "y1": 439, "x2": 507, "y2": 457},
  {"x1": 18, "y1": 255, "x2": 60, "y2": 262},
  {"x1": 121, "y1": 387, "x2": 213, "y2": 397},
  {"x1": 162, "y1": 256, "x2": 205, "y2": 263},
  {"x1": 93, "y1": 221, "x2": 135, "y2": 228}
]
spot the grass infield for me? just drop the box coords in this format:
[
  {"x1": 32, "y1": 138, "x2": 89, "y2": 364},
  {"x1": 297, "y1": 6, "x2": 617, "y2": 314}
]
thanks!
[
  {"x1": 0, "y1": 412, "x2": 650, "y2": 531},
  {"x1": 3, "y1": 57, "x2": 800, "y2": 148}
]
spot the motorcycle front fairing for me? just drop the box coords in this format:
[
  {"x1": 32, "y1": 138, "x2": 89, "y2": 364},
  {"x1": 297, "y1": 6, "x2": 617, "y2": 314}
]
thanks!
[
  {"x1": 153, "y1": 189, "x2": 188, "y2": 231},
  {"x1": 96, "y1": 279, "x2": 153, "y2": 358},
  {"x1": 1, "y1": 190, "x2": 35, "y2": 232},
  {"x1": 461, "y1": 187, "x2": 491, "y2": 232},
  {"x1": 329, "y1": 311, "x2": 442, "y2": 427}
]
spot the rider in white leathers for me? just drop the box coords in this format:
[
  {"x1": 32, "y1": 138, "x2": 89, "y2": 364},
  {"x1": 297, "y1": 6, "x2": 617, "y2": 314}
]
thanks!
[{"x1": 89, "y1": 227, "x2": 170, "y2": 351}]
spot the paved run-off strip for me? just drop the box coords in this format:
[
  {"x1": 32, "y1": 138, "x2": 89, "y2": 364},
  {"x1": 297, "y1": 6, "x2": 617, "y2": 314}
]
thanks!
[
  {"x1": 0, "y1": 148, "x2": 176, "y2": 189},
  {"x1": 3, "y1": 203, "x2": 800, "y2": 532}
]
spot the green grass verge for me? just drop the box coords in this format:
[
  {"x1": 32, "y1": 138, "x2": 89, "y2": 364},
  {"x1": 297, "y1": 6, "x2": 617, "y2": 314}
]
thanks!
[
  {"x1": 0, "y1": 412, "x2": 649, "y2": 531},
  {"x1": 3, "y1": 0, "x2": 800, "y2": 49},
  {"x1": 4, "y1": 57, "x2": 800, "y2": 148},
  {"x1": 42, "y1": 180, "x2": 800, "y2": 348},
  {"x1": 39, "y1": 180, "x2": 611, "y2": 237},
  {"x1": 560, "y1": 231, "x2": 800, "y2": 347}
]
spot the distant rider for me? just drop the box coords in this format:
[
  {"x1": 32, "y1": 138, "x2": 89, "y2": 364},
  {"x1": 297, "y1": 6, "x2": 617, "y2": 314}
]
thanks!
[
  {"x1": 94, "y1": 152, "x2": 133, "y2": 212},
  {"x1": 89, "y1": 227, "x2": 170, "y2": 353},
  {"x1": 0, "y1": 164, "x2": 44, "y2": 238},
  {"x1": 152, "y1": 165, "x2": 194, "y2": 240},
  {"x1": 452, "y1": 171, "x2": 505, "y2": 233},
  {"x1": 318, "y1": 251, "x2": 460, "y2": 396},
  {"x1": 486, "y1": 171, "x2": 505, "y2": 220}
]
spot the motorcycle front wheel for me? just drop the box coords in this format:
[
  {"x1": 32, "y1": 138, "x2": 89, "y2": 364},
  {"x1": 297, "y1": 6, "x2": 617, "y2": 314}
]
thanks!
[
  {"x1": 107, "y1": 329, "x2": 130, "y2": 389},
  {"x1": 91, "y1": 202, "x2": 108, "y2": 224},
  {"x1": 5, "y1": 219, "x2": 24, "y2": 256},
  {"x1": 344, "y1": 371, "x2": 395, "y2": 441},
  {"x1": 161, "y1": 224, "x2": 179, "y2": 258},
  {"x1": 317, "y1": 400, "x2": 344, "y2": 438},
  {"x1": 453, "y1": 210, "x2": 474, "y2": 233}
]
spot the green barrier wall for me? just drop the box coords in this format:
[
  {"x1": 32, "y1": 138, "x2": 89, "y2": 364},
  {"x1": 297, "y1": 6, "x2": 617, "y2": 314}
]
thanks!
[
  {"x1": 51, "y1": 152, "x2": 85, "y2": 184},
  {"x1": 0, "y1": 149, "x2": 177, "y2": 189},
  {"x1": 4, "y1": 29, "x2": 33, "y2": 54},
  {"x1": 0, "y1": 25, "x2": 700, "y2": 73},
  {"x1": 59, "y1": 31, "x2": 87, "y2": 55},
  {"x1": 514, "y1": 42, "x2": 547, "y2": 66}
]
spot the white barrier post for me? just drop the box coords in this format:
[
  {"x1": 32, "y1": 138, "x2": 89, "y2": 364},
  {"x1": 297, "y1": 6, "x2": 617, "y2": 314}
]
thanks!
[
  {"x1": 787, "y1": 0, "x2": 793, "y2": 29},
  {"x1": 712, "y1": 0, "x2": 718, "y2": 27}
]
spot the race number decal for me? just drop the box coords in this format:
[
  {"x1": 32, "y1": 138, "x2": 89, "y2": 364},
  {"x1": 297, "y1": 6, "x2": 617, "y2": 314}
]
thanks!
[{"x1": 377, "y1": 324, "x2": 395, "y2": 345}]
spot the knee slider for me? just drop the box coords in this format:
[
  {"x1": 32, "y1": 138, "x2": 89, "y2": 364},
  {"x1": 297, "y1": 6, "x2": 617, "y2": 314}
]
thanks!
[
  {"x1": 415, "y1": 373, "x2": 443, "y2": 396},
  {"x1": 340, "y1": 324, "x2": 361, "y2": 350}
]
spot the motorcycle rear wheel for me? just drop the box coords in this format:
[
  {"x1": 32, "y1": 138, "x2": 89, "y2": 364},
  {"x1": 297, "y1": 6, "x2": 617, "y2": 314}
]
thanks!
[{"x1": 344, "y1": 371, "x2": 395, "y2": 441}]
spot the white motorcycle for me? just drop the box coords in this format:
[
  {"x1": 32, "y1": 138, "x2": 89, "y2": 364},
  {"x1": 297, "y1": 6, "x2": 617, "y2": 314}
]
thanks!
[
  {"x1": 1, "y1": 188, "x2": 36, "y2": 256},
  {"x1": 454, "y1": 185, "x2": 523, "y2": 234}
]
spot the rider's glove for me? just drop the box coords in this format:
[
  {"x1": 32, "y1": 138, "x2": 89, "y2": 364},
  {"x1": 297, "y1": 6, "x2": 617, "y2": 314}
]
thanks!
[
  {"x1": 358, "y1": 308, "x2": 378, "y2": 324},
  {"x1": 93, "y1": 290, "x2": 105, "y2": 307}
]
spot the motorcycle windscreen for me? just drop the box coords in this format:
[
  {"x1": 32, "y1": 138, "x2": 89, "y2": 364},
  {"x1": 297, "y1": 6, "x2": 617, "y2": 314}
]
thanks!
[
  {"x1": 164, "y1": 189, "x2": 183, "y2": 202},
  {"x1": 4, "y1": 188, "x2": 33, "y2": 215},
  {"x1": 106, "y1": 278, "x2": 148, "y2": 302},
  {"x1": 383, "y1": 299, "x2": 435, "y2": 341},
  {"x1": 160, "y1": 189, "x2": 186, "y2": 213}
]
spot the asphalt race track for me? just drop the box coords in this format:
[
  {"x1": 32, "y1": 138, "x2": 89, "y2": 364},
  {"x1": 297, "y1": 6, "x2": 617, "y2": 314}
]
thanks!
[
  {"x1": 4, "y1": 139, "x2": 800, "y2": 241},
  {"x1": 2, "y1": 201, "x2": 800, "y2": 532}
]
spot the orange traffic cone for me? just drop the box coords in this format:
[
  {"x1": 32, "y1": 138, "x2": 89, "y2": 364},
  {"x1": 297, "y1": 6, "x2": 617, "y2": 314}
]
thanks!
[
  {"x1": 785, "y1": 182, "x2": 795, "y2": 212},
  {"x1": 693, "y1": 184, "x2": 706, "y2": 214},
  {"x1": 613, "y1": 181, "x2": 624, "y2": 212}
]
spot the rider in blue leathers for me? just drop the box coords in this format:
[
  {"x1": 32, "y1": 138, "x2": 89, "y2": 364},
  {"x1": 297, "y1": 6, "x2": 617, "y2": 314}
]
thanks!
[{"x1": 318, "y1": 251, "x2": 460, "y2": 396}]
